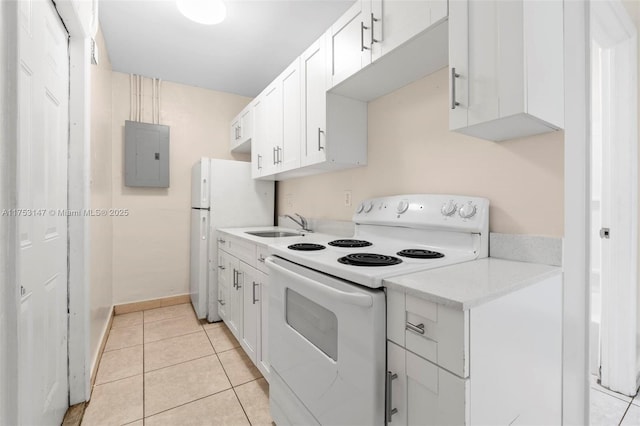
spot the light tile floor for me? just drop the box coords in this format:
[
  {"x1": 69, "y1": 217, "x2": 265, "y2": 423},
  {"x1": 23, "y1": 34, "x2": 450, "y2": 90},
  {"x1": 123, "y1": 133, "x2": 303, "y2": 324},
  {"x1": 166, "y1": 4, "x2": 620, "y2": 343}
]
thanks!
[
  {"x1": 591, "y1": 376, "x2": 640, "y2": 425},
  {"x1": 82, "y1": 304, "x2": 272, "y2": 426}
]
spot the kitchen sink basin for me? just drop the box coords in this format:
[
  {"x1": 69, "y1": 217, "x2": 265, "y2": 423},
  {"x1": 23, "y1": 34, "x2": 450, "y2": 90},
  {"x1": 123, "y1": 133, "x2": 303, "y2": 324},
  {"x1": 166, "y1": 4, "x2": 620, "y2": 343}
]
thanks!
[{"x1": 245, "y1": 231, "x2": 300, "y2": 238}]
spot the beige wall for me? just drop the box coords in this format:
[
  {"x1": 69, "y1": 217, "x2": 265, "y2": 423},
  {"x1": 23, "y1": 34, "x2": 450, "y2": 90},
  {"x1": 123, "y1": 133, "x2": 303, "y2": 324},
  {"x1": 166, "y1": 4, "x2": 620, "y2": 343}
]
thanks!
[
  {"x1": 110, "y1": 73, "x2": 251, "y2": 304},
  {"x1": 90, "y1": 27, "x2": 114, "y2": 370},
  {"x1": 278, "y1": 67, "x2": 564, "y2": 236}
]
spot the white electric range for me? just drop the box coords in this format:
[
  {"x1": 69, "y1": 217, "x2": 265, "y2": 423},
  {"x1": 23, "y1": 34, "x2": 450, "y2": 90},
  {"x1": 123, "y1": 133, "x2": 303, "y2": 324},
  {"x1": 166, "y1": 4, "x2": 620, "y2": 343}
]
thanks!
[{"x1": 266, "y1": 194, "x2": 489, "y2": 426}]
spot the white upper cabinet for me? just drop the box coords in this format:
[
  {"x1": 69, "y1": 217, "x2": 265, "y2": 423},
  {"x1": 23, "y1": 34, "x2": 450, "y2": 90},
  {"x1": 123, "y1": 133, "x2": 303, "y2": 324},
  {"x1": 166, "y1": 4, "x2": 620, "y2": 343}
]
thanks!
[
  {"x1": 262, "y1": 81, "x2": 283, "y2": 177},
  {"x1": 280, "y1": 59, "x2": 302, "y2": 172},
  {"x1": 449, "y1": 0, "x2": 564, "y2": 141},
  {"x1": 370, "y1": 0, "x2": 447, "y2": 61},
  {"x1": 230, "y1": 105, "x2": 253, "y2": 153},
  {"x1": 250, "y1": 33, "x2": 367, "y2": 180},
  {"x1": 329, "y1": 1, "x2": 373, "y2": 88},
  {"x1": 302, "y1": 33, "x2": 329, "y2": 167},
  {"x1": 251, "y1": 97, "x2": 266, "y2": 179},
  {"x1": 251, "y1": 59, "x2": 303, "y2": 179},
  {"x1": 329, "y1": 0, "x2": 449, "y2": 102}
]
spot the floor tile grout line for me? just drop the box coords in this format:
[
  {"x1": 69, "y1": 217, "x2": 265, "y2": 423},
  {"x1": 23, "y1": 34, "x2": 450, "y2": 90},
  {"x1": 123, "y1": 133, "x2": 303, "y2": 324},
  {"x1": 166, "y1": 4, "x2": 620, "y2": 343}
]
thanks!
[
  {"x1": 143, "y1": 312, "x2": 197, "y2": 325},
  {"x1": 144, "y1": 328, "x2": 204, "y2": 345},
  {"x1": 144, "y1": 328, "x2": 207, "y2": 346},
  {"x1": 203, "y1": 329, "x2": 253, "y2": 425},
  {"x1": 144, "y1": 353, "x2": 217, "y2": 374},
  {"x1": 94, "y1": 370, "x2": 143, "y2": 388},
  {"x1": 143, "y1": 386, "x2": 236, "y2": 420},
  {"x1": 619, "y1": 400, "x2": 632, "y2": 425},
  {"x1": 217, "y1": 351, "x2": 253, "y2": 425}
]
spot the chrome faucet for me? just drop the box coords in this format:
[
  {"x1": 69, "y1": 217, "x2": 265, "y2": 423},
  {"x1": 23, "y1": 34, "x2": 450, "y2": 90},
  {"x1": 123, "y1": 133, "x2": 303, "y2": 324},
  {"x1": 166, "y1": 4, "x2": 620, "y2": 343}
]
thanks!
[{"x1": 284, "y1": 213, "x2": 312, "y2": 232}]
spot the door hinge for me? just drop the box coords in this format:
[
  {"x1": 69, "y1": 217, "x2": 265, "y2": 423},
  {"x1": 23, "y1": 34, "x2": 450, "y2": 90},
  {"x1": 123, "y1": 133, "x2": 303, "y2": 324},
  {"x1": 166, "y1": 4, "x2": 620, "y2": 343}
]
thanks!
[{"x1": 600, "y1": 228, "x2": 610, "y2": 239}]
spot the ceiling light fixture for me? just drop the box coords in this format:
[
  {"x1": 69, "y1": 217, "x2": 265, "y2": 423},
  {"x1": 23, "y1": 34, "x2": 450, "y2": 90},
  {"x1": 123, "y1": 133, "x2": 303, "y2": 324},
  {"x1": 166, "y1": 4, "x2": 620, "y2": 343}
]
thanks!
[{"x1": 176, "y1": 0, "x2": 227, "y2": 25}]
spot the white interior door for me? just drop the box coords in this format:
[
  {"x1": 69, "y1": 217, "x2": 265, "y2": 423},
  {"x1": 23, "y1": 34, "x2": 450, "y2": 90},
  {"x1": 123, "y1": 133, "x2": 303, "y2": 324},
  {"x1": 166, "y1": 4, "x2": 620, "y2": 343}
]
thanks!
[
  {"x1": 590, "y1": 0, "x2": 638, "y2": 397},
  {"x1": 18, "y1": 0, "x2": 70, "y2": 424}
]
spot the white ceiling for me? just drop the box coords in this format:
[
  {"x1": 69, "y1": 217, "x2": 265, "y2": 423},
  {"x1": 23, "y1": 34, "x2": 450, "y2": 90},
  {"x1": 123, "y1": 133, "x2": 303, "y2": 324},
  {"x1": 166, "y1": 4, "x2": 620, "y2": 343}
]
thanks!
[{"x1": 99, "y1": 0, "x2": 355, "y2": 97}]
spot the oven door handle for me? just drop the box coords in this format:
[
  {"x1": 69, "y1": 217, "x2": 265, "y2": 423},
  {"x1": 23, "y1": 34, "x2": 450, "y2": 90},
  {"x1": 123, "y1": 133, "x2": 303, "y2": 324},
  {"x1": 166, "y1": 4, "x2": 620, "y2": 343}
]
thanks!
[{"x1": 265, "y1": 257, "x2": 373, "y2": 308}]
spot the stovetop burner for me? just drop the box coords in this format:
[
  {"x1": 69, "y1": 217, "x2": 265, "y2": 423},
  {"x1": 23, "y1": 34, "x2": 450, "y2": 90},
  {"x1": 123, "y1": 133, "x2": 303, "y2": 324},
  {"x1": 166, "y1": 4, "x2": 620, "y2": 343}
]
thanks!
[
  {"x1": 328, "y1": 239, "x2": 373, "y2": 248},
  {"x1": 288, "y1": 243, "x2": 326, "y2": 251},
  {"x1": 338, "y1": 253, "x2": 403, "y2": 267},
  {"x1": 397, "y1": 249, "x2": 445, "y2": 259}
]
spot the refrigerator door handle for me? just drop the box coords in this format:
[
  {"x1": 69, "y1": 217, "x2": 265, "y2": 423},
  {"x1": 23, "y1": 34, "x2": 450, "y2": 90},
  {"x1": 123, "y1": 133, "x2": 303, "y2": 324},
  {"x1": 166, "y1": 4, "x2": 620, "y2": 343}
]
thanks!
[{"x1": 201, "y1": 178, "x2": 208, "y2": 205}]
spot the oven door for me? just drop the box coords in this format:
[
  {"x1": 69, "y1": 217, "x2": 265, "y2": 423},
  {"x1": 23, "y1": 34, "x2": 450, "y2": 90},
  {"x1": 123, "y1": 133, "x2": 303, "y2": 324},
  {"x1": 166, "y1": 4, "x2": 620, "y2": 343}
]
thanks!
[{"x1": 266, "y1": 256, "x2": 386, "y2": 426}]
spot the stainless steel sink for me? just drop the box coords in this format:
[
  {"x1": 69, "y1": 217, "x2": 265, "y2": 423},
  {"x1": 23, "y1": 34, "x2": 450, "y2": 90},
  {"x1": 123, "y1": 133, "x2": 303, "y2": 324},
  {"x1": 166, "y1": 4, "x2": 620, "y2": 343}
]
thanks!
[{"x1": 245, "y1": 231, "x2": 300, "y2": 238}]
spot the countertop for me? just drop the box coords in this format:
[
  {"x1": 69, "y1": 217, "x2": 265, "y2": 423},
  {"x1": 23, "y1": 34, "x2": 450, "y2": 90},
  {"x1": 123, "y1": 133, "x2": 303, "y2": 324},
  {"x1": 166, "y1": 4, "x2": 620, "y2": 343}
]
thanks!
[
  {"x1": 216, "y1": 226, "x2": 336, "y2": 247},
  {"x1": 384, "y1": 258, "x2": 562, "y2": 310}
]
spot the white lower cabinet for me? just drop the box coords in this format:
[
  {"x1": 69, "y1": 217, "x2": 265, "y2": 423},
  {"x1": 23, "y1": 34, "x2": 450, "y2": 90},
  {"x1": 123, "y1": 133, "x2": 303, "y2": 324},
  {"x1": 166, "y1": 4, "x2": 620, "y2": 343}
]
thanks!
[
  {"x1": 385, "y1": 273, "x2": 562, "y2": 425},
  {"x1": 217, "y1": 251, "x2": 229, "y2": 321},
  {"x1": 226, "y1": 255, "x2": 242, "y2": 338},
  {"x1": 388, "y1": 342, "x2": 467, "y2": 426},
  {"x1": 240, "y1": 262, "x2": 259, "y2": 362},
  {"x1": 217, "y1": 231, "x2": 271, "y2": 382}
]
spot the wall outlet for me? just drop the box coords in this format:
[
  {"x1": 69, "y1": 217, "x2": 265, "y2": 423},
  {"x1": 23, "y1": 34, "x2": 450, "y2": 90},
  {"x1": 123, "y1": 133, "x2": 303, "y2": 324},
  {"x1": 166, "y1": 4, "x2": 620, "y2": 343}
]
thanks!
[{"x1": 344, "y1": 190, "x2": 352, "y2": 207}]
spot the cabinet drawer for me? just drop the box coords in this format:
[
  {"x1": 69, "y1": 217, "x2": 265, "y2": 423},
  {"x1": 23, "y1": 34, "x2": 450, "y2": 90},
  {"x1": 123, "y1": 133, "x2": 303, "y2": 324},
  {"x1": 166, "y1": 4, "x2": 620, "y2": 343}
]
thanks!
[
  {"x1": 256, "y1": 246, "x2": 269, "y2": 274},
  {"x1": 217, "y1": 232, "x2": 230, "y2": 252},
  {"x1": 404, "y1": 294, "x2": 469, "y2": 378},
  {"x1": 226, "y1": 236, "x2": 257, "y2": 268}
]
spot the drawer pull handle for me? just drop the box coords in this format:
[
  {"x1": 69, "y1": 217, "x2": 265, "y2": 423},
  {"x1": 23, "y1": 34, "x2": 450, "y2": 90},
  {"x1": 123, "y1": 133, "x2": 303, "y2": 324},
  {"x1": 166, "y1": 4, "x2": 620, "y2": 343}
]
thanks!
[
  {"x1": 386, "y1": 371, "x2": 399, "y2": 423},
  {"x1": 451, "y1": 67, "x2": 461, "y2": 110},
  {"x1": 406, "y1": 321, "x2": 425, "y2": 335},
  {"x1": 252, "y1": 281, "x2": 259, "y2": 304}
]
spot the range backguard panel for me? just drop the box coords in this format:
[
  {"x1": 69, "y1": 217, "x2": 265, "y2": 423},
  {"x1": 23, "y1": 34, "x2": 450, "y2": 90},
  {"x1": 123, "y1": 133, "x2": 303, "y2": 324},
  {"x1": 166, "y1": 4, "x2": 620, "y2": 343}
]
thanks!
[{"x1": 125, "y1": 120, "x2": 170, "y2": 188}]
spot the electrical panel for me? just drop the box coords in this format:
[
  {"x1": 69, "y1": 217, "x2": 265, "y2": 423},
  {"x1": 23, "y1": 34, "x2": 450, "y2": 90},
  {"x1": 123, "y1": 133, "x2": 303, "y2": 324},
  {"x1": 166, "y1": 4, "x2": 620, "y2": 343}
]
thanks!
[{"x1": 124, "y1": 120, "x2": 170, "y2": 188}]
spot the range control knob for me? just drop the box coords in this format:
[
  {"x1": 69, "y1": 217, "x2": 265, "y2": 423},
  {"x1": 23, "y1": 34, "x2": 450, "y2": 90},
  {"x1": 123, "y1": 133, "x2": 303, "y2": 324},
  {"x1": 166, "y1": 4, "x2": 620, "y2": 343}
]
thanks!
[
  {"x1": 459, "y1": 203, "x2": 477, "y2": 219},
  {"x1": 356, "y1": 203, "x2": 364, "y2": 214},
  {"x1": 364, "y1": 202, "x2": 374, "y2": 213},
  {"x1": 441, "y1": 200, "x2": 457, "y2": 217},
  {"x1": 396, "y1": 200, "x2": 409, "y2": 214}
]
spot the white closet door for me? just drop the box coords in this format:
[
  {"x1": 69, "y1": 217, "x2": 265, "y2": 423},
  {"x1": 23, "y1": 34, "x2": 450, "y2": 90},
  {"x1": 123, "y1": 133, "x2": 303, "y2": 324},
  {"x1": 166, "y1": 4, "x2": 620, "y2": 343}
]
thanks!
[{"x1": 18, "y1": 0, "x2": 70, "y2": 424}]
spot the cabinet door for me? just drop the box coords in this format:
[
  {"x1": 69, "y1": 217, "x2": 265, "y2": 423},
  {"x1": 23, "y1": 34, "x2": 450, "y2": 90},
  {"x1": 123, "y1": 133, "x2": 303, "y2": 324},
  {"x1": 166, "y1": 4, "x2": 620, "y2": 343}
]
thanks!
[
  {"x1": 448, "y1": 0, "x2": 469, "y2": 131},
  {"x1": 280, "y1": 59, "x2": 302, "y2": 172},
  {"x1": 240, "y1": 262, "x2": 259, "y2": 363},
  {"x1": 227, "y1": 256, "x2": 242, "y2": 339},
  {"x1": 330, "y1": 0, "x2": 372, "y2": 87},
  {"x1": 251, "y1": 98, "x2": 267, "y2": 178},
  {"x1": 263, "y1": 82, "x2": 282, "y2": 175},
  {"x1": 257, "y1": 270, "x2": 270, "y2": 380},
  {"x1": 230, "y1": 118, "x2": 240, "y2": 148},
  {"x1": 387, "y1": 341, "x2": 407, "y2": 426},
  {"x1": 466, "y1": 0, "x2": 500, "y2": 127},
  {"x1": 239, "y1": 107, "x2": 252, "y2": 144},
  {"x1": 406, "y1": 351, "x2": 467, "y2": 425},
  {"x1": 370, "y1": 0, "x2": 431, "y2": 61},
  {"x1": 217, "y1": 251, "x2": 229, "y2": 320},
  {"x1": 302, "y1": 34, "x2": 328, "y2": 167}
]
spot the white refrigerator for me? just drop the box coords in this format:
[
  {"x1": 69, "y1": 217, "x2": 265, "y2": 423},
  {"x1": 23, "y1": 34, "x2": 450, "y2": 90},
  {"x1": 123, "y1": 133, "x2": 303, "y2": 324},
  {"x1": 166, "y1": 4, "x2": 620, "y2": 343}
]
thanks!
[{"x1": 190, "y1": 158, "x2": 274, "y2": 322}]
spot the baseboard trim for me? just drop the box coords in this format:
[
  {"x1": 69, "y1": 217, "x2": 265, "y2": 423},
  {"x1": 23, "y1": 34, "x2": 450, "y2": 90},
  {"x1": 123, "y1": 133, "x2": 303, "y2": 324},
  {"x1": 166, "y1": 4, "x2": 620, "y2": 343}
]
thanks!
[
  {"x1": 89, "y1": 306, "x2": 114, "y2": 395},
  {"x1": 114, "y1": 294, "x2": 191, "y2": 315}
]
